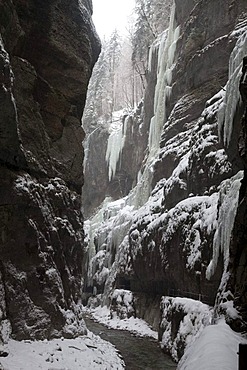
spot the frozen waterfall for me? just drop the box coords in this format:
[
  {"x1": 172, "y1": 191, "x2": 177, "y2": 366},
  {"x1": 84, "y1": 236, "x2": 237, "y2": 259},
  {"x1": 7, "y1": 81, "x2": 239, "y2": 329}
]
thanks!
[
  {"x1": 85, "y1": 2, "x2": 181, "y2": 290},
  {"x1": 105, "y1": 111, "x2": 129, "y2": 181},
  {"x1": 218, "y1": 20, "x2": 247, "y2": 146}
]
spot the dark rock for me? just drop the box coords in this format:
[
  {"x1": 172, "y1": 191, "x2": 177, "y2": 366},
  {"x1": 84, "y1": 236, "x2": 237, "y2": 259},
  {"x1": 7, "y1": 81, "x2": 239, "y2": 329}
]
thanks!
[
  {"x1": 82, "y1": 125, "x2": 109, "y2": 218},
  {"x1": 110, "y1": 1, "x2": 244, "y2": 314},
  {"x1": 228, "y1": 57, "x2": 247, "y2": 330},
  {"x1": 0, "y1": 0, "x2": 100, "y2": 340},
  {"x1": 83, "y1": 0, "x2": 247, "y2": 361},
  {"x1": 82, "y1": 102, "x2": 148, "y2": 217}
]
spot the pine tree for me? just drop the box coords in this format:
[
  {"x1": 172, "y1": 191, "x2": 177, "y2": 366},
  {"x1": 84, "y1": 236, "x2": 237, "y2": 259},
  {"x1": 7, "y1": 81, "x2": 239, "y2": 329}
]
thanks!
[
  {"x1": 105, "y1": 29, "x2": 122, "y2": 121},
  {"x1": 131, "y1": 0, "x2": 173, "y2": 86},
  {"x1": 83, "y1": 31, "x2": 123, "y2": 132}
]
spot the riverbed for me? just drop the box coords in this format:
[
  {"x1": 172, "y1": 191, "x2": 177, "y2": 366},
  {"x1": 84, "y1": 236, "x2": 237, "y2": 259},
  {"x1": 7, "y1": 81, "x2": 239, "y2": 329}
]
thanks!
[{"x1": 84, "y1": 315, "x2": 177, "y2": 369}]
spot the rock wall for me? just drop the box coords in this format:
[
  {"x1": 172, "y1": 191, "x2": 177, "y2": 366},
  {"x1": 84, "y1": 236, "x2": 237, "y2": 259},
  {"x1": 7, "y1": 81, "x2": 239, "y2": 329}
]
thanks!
[
  {"x1": 84, "y1": 0, "x2": 247, "y2": 361},
  {"x1": 117, "y1": 0, "x2": 246, "y2": 311},
  {"x1": 0, "y1": 0, "x2": 100, "y2": 341},
  {"x1": 82, "y1": 102, "x2": 148, "y2": 218},
  {"x1": 228, "y1": 56, "x2": 247, "y2": 330}
]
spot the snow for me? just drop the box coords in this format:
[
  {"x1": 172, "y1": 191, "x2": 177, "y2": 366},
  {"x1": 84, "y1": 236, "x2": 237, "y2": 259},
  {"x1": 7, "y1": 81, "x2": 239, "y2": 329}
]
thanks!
[
  {"x1": 128, "y1": 191, "x2": 219, "y2": 271},
  {"x1": 178, "y1": 319, "x2": 247, "y2": 370},
  {"x1": 84, "y1": 1, "x2": 182, "y2": 293},
  {"x1": 160, "y1": 297, "x2": 213, "y2": 362},
  {"x1": 82, "y1": 7, "x2": 247, "y2": 370},
  {"x1": 89, "y1": 305, "x2": 158, "y2": 340},
  {"x1": 0, "y1": 333, "x2": 125, "y2": 370}
]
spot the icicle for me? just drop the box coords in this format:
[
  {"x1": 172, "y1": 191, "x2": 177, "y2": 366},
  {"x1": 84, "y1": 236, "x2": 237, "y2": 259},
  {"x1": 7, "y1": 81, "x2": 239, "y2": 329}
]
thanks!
[
  {"x1": 85, "y1": 0, "x2": 182, "y2": 294},
  {"x1": 206, "y1": 171, "x2": 243, "y2": 280},
  {"x1": 218, "y1": 24, "x2": 247, "y2": 146},
  {"x1": 129, "y1": 1, "x2": 180, "y2": 208},
  {"x1": 149, "y1": 3, "x2": 180, "y2": 157},
  {"x1": 105, "y1": 115, "x2": 129, "y2": 181}
]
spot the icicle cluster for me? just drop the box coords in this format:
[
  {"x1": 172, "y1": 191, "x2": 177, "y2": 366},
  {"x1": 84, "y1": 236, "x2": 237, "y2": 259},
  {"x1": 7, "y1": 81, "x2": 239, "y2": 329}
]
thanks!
[
  {"x1": 85, "y1": 2, "x2": 181, "y2": 290},
  {"x1": 218, "y1": 21, "x2": 247, "y2": 146},
  {"x1": 105, "y1": 112, "x2": 129, "y2": 182}
]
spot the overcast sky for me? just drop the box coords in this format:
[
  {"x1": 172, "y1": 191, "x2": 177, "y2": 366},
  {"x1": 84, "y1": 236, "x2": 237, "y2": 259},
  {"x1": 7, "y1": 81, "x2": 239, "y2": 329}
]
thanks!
[{"x1": 92, "y1": 0, "x2": 135, "y2": 39}]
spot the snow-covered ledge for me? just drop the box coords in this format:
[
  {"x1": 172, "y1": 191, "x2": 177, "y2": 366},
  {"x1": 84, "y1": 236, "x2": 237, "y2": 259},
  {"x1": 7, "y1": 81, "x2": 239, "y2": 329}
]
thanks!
[
  {"x1": 178, "y1": 319, "x2": 247, "y2": 370},
  {"x1": 160, "y1": 297, "x2": 212, "y2": 362}
]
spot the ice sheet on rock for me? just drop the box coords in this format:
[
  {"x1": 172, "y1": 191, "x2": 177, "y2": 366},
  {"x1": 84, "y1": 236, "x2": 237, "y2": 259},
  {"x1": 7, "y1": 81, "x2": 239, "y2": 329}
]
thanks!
[
  {"x1": 206, "y1": 171, "x2": 243, "y2": 280},
  {"x1": 218, "y1": 22, "x2": 247, "y2": 146},
  {"x1": 120, "y1": 4, "x2": 180, "y2": 209},
  {"x1": 85, "y1": 2, "x2": 182, "y2": 295},
  {"x1": 85, "y1": 198, "x2": 136, "y2": 288}
]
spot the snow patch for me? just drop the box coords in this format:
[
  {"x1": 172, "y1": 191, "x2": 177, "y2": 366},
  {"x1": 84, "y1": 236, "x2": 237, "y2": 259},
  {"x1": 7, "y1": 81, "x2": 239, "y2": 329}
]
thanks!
[
  {"x1": 89, "y1": 305, "x2": 158, "y2": 340},
  {"x1": 160, "y1": 297, "x2": 213, "y2": 362},
  {"x1": 0, "y1": 333, "x2": 125, "y2": 370},
  {"x1": 178, "y1": 319, "x2": 247, "y2": 370}
]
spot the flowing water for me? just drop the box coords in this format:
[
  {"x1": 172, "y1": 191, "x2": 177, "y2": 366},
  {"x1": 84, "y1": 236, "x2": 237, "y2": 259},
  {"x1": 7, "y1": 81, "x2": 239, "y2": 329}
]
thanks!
[{"x1": 84, "y1": 315, "x2": 177, "y2": 370}]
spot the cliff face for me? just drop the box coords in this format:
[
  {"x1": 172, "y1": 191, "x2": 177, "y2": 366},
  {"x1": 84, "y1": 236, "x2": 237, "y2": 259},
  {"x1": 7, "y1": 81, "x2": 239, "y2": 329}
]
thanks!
[
  {"x1": 82, "y1": 102, "x2": 149, "y2": 218},
  {"x1": 84, "y1": 0, "x2": 247, "y2": 361},
  {"x1": 125, "y1": 0, "x2": 246, "y2": 301},
  {"x1": 0, "y1": 0, "x2": 100, "y2": 341},
  {"x1": 228, "y1": 57, "x2": 247, "y2": 329}
]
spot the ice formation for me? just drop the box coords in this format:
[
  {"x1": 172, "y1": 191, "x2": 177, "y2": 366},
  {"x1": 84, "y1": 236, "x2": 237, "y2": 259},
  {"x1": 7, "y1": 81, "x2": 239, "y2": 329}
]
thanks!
[
  {"x1": 218, "y1": 20, "x2": 247, "y2": 146},
  {"x1": 128, "y1": 3, "x2": 180, "y2": 209},
  {"x1": 86, "y1": 2, "x2": 181, "y2": 287},
  {"x1": 83, "y1": 5, "x2": 247, "y2": 367},
  {"x1": 206, "y1": 171, "x2": 243, "y2": 280},
  {"x1": 149, "y1": 3, "x2": 180, "y2": 156},
  {"x1": 105, "y1": 112, "x2": 129, "y2": 181}
]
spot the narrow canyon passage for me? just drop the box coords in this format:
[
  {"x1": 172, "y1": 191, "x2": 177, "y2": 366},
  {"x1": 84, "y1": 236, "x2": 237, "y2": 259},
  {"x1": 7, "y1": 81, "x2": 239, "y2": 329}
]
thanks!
[
  {"x1": 84, "y1": 315, "x2": 177, "y2": 370},
  {"x1": 1, "y1": 0, "x2": 247, "y2": 369}
]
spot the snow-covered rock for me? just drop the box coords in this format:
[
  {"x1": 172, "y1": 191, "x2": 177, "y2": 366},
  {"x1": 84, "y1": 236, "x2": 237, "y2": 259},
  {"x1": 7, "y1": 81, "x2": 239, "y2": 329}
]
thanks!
[
  {"x1": 160, "y1": 297, "x2": 212, "y2": 361},
  {"x1": 83, "y1": 0, "x2": 247, "y2": 362}
]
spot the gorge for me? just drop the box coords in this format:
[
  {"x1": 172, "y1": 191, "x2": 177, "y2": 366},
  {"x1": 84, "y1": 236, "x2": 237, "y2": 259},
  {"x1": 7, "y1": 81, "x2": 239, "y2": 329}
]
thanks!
[
  {"x1": 83, "y1": 0, "x2": 247, "y2": 366},
  {"x1": 0, "y1": 0, "x2": 247, "y2": 369}
]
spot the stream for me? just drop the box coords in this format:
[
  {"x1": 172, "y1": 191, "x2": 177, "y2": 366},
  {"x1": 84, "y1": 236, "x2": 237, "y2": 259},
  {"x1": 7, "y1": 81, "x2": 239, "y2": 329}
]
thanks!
[{"x1": 84, "y1": 315, "x2": 177, "y2": 370}]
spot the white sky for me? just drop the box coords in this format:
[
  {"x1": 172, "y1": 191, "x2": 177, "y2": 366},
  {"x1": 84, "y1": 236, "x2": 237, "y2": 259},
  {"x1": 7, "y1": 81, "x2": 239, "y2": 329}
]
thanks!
[{"x1": 92, "y1": 0, "x2": 135, "y2": 39}]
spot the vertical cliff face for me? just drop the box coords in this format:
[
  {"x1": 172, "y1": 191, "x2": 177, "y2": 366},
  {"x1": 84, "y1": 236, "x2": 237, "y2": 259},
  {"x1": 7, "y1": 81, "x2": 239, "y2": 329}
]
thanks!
[
  {"x1": 0, "y1": 0, "x2": 100, "y2": 341},
  {"x1": 228, "y1": 57, "x2": 247, "y2": 330},
  {"x1": 83, "y1": 0, "x2": 247, "y2": 361},
  {"x1": 82, "y1": 102, "x2": 149, "y2": 218}
]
